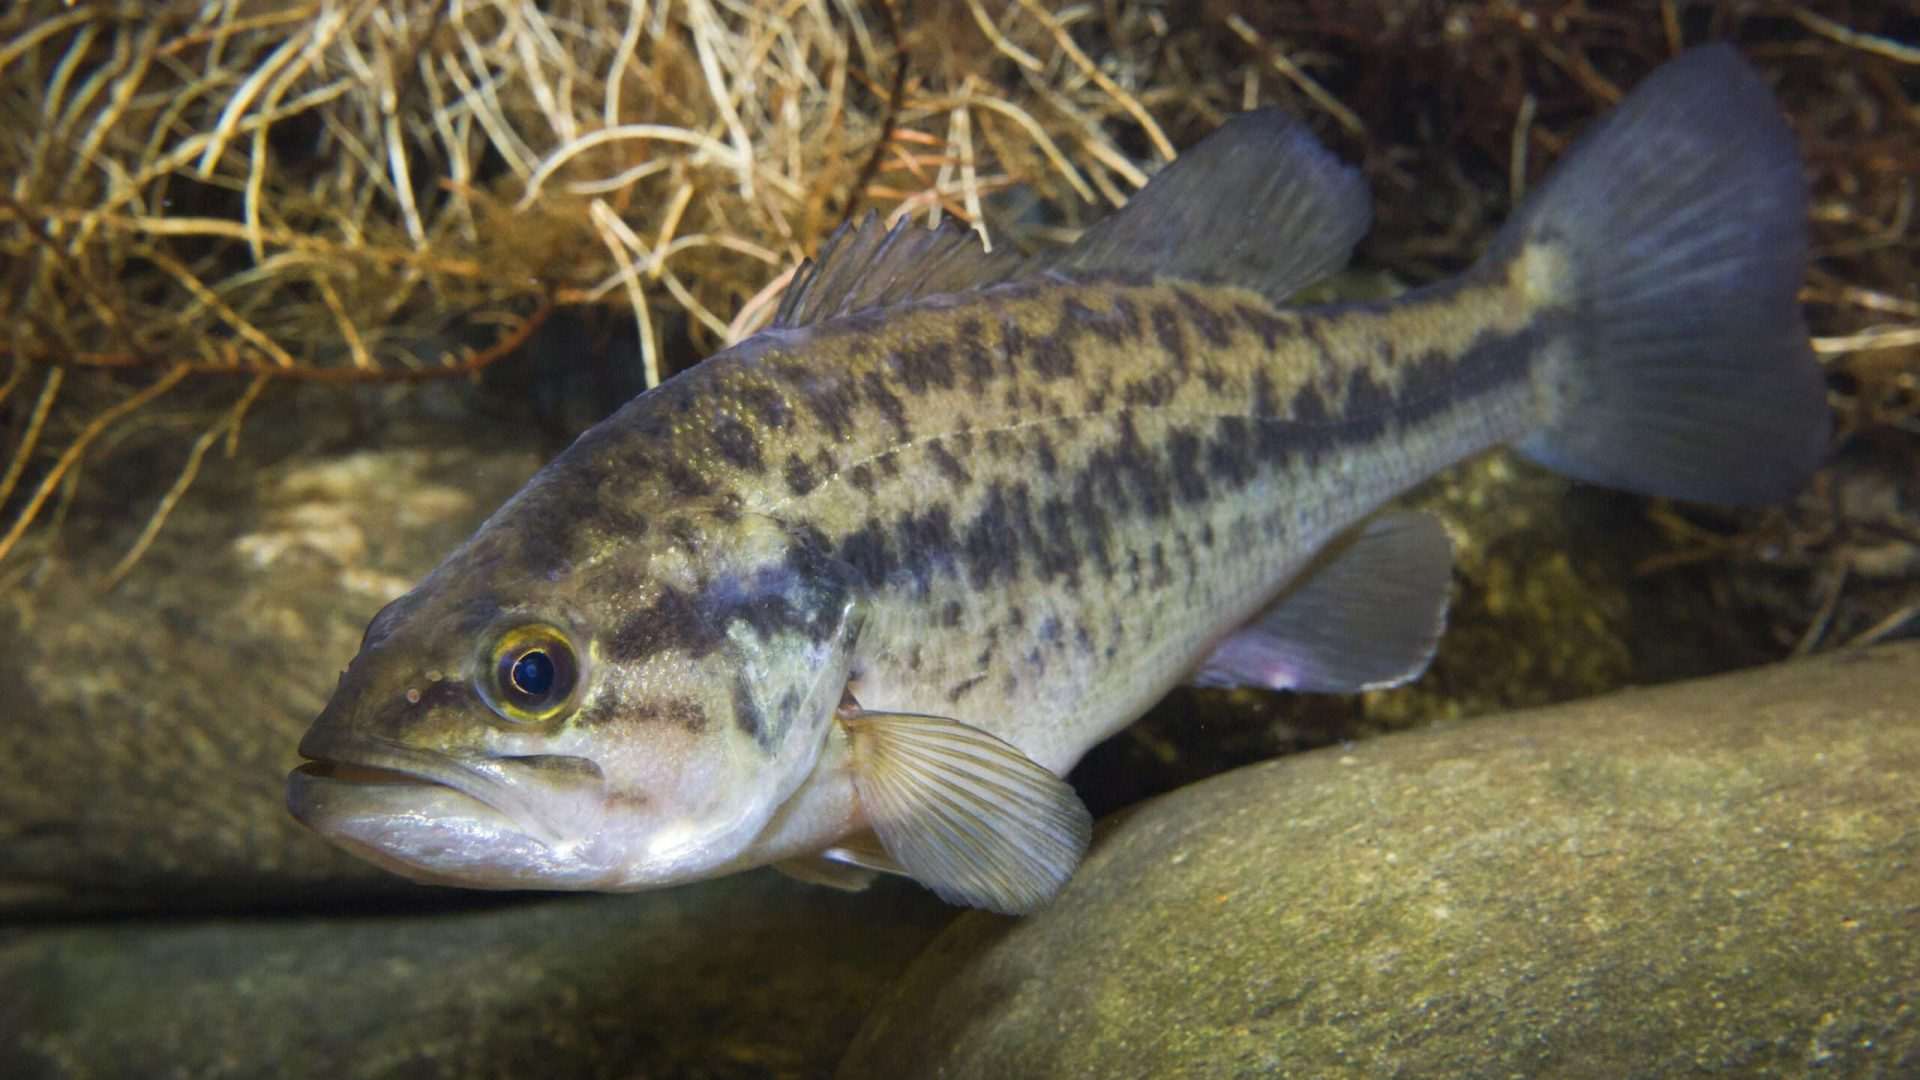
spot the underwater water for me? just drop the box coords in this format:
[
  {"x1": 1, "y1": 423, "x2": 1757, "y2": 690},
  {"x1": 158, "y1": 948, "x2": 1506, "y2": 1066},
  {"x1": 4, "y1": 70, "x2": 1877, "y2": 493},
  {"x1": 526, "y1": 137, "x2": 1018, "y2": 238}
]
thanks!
[
  {"x1": 3, "y1": 1, "x2": 1919, "y2": 1074},
  {"x1": 3, "y1": 311, "x2": 1915, "y2": 1076}
]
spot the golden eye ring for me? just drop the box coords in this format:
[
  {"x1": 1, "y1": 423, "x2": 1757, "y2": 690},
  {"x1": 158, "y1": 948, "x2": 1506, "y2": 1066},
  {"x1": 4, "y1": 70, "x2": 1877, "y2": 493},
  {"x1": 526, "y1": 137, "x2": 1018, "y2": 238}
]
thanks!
[{"x1": 484, "y1": 625, "x2": 580, "y2": 722}]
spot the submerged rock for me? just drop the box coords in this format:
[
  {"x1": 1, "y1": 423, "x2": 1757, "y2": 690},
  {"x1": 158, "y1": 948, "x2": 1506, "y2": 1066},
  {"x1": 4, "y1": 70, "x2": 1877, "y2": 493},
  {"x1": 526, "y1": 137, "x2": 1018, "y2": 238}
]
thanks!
[
  {"x1": 0, "y1": 395, "x2": 546, "y2": 913},
  {"x1": 0, "y1": 871, "x2": 950, "y2": 1079},
  {"x1": 843, "y1": 644, "x2": 1920, "y2": 1078}
]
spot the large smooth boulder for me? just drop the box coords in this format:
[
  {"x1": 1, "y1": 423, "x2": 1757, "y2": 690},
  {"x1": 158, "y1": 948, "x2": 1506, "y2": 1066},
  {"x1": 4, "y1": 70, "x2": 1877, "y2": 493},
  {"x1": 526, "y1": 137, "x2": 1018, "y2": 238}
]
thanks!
[
  {"x1": 0, "y1": 401, "x2": 544, "y2": 913},
  {"x1": 1, "y1": 872, "x2": 949, "y2": 1079},
  {"x1": 843, "y1": 644, "x2": 1920, "y2": 1078}
]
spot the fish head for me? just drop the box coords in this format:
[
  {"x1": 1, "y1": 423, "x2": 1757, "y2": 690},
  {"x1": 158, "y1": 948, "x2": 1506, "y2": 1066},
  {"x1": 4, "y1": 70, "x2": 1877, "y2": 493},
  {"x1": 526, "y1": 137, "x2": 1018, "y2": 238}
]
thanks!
[{"x1": 288, "y1": 493, "x2": 858, "y2": 891}]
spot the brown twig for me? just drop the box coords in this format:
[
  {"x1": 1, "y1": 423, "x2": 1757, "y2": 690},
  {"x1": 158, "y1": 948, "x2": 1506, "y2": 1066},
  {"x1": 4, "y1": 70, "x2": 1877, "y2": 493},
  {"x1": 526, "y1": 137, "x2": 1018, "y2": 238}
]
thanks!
[
  {"x1": 0, "y1": 300, "x2": 554, "y2": 382},
  {"x1": 0, "y1": 366, "x2": 190, "y2": 565},
  {"x1": 100, "y1": 374, "x2": 270, "y2": 590},
  {"x1": 840, "y1": 0, "x2": 908, "y2": 228}
]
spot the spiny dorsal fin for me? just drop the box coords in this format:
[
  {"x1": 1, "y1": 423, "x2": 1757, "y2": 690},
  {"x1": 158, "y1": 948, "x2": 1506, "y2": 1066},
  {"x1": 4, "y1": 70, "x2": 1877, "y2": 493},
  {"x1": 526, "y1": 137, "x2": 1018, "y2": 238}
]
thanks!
[
  {"x1": 774, "y1": 110, "x2": 1369, "y2": 327},
  {"x1": 1192, "y1": 511, "x2": 1453, "y2": 693},
  {"x1": 1043, "y1": 109, "x2": 1371, "y2": 302},
  {"x1": 773, "y1": 212, "x2": 1030, "y2": 328}
]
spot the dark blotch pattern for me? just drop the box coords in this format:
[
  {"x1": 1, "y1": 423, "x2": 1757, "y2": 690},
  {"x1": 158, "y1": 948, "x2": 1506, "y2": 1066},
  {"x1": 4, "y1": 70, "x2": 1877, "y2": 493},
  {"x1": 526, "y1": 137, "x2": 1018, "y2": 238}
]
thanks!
[
  {"x1": 789, "y1": 367, "x2": 861, "y2": 440},
  {"x1": 1235, "y1": 303, "x2": 1291, "y2": 349},
  {"x1": 863, "y1": 371, "x2": 911, "y2": 438},
  {"x1": 1175, "y1": 290, "x2": 1233, "y2": 347},
  {"x1": 610, "y1": 586, "x2": 722, "y2": 661},
  {"x1": 891, "y1": 341, "x2": 958, "y2": 394},
  {"x1": 784, "y1": 453, "x2": 818, "y2": 496},
  {"x1": 608, "y1": 697, "x2": 709, "y2": 733},
  {"x1": 1034, "y1": 435, "x2": 1059, "y2": 476},
  {"x1": 928, "y1": 441, "x2": 972, "y2": 487},
  {"x1": 960, "y1": 320, "x2": 996, "y2": 390},
  {"x1": 710, "y1": 412, "x2": 765, "y2": 472},
  {"x1": 608, "y1": 544, "x2": 853, "y2": 665},
  {"x1": 738, "y1": 383, "x2": 792, "y2": 430},
  {"x1": 947, "y1": 674, "x2": 986, "y2": 703},
  {"x1": 662, "y1": 461, "x2": 711, "y2": 498},
  {"x1": 838, "y1": 520, "x2": 893, "y2": 588},
  {"x1": 731, "y1": 672, "x2": 770, "y2": 748},
  {"x1": 1152, "y1": 306, "x2": 1188, "y2": 371}
]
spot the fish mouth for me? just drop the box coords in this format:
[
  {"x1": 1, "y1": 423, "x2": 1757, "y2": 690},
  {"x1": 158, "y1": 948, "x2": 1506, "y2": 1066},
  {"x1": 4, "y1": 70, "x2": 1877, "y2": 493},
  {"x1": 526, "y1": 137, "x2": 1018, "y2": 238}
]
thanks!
[
  {"x1": 292, "y1": 760, "x2": 452, "y2": 786},
  {"x1": 287, "y1": 737, "x2": 610, "y2": 889}
]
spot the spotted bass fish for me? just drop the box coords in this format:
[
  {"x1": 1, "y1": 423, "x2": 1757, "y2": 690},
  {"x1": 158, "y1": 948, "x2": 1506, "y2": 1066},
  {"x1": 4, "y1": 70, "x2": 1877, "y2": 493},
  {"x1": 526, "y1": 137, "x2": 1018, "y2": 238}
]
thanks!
[{"x1": 289, "y1": 47, "x2": 1827, "y2": 913}]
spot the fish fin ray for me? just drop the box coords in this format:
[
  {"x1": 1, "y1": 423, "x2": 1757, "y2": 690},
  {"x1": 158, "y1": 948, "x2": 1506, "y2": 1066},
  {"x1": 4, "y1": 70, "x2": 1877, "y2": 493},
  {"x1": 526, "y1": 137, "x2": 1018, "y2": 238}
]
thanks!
[
  {"x1": 1042, "y1": 109, "x2": 1370, "y2": 302},
  {"x1": 773, "y1": 212, "x2": 1030, "y2": 328},
  {"x1": 772, "y1": 855, "x2": 879, "y2": 892},
  {"x1": 842, "y1": 710, "x2": 1090, "y2": 915},
  {"x1": 774, "y1": 111, "x2": 1368, "y2": 323},
  {"x1": 821, "y1": 830, "x2": 906, "y2": 876},
  {"x1": 1498, "y1": 44, "x2": 1828, "y2": 505},
  {"x1": 1192, "y1": 511, "x2": 1452, "y2": 693}
]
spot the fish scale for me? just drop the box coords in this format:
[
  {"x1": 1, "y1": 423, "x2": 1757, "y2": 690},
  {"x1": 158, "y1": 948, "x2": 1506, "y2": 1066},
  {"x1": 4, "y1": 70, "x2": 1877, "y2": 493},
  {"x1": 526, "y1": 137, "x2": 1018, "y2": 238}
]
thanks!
[
  {"x1": 289, "y1": 47, "x2": 1830, "y2": 914},
  {"x1": 725, "y1": 269, "x2": 1541, "y2": 774}
]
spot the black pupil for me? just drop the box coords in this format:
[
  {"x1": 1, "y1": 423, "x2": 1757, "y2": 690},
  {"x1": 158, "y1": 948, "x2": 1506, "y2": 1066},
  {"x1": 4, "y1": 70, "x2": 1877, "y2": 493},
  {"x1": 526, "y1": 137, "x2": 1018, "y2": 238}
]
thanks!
[{"x1": 510, "y1": 650, "x2": 556, "y2": 698}]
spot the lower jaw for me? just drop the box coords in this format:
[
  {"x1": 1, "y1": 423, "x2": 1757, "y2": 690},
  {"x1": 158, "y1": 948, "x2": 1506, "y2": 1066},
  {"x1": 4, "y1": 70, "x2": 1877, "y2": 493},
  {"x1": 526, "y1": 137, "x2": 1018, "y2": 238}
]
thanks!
[{"x1": 286, "y1": 767, "x2": 559, "y2": 888}]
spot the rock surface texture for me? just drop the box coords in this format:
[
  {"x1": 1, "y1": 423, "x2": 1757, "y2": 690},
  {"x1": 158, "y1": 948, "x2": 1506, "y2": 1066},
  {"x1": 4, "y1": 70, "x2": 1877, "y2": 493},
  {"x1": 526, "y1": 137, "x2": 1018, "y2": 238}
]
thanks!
[
  {"x1": 0, "y1": 416, "x2": 544, "y2": 913},
  {"x1": 1, "y1": 873, "x2": 949, "y2": 1079},
  {"x1": 843, "y1": 644, "x2": 1920, "y2": 1079}
]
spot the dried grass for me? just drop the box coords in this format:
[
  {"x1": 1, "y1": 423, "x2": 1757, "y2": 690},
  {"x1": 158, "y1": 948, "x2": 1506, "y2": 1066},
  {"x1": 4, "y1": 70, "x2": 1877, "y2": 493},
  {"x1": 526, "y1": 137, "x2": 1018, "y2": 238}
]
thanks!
[{"x1": 0, "y1": 0, "x2": 1914, "y2": 646}]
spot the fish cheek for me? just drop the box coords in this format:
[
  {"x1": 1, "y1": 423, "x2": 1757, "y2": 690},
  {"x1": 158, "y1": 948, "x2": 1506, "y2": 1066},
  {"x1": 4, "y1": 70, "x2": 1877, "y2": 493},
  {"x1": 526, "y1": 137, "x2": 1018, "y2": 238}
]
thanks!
[{"x1": 570, "y1": 652, "x2": 763, "y2": 822}]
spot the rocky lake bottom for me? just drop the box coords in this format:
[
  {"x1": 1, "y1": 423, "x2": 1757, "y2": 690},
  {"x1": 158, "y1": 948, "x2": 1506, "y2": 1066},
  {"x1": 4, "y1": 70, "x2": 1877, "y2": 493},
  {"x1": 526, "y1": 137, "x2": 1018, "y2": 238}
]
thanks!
[{"x1": 2, "y1": 385, "x2": 1914, "y2": 1078}]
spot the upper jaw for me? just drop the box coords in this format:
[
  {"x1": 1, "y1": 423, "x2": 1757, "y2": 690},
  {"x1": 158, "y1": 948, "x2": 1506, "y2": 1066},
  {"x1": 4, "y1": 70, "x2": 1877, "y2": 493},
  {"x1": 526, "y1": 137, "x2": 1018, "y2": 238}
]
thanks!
[{"x1": 294, "y1": 727, "x2": 501, "y2": 797}]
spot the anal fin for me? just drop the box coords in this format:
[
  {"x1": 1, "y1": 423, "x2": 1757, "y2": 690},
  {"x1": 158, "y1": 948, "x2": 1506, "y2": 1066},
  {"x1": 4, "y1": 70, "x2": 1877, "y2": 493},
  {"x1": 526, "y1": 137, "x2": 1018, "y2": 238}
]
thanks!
[{"x1": 1193, "y1": 511, "x2": 1453, "y2": 693}]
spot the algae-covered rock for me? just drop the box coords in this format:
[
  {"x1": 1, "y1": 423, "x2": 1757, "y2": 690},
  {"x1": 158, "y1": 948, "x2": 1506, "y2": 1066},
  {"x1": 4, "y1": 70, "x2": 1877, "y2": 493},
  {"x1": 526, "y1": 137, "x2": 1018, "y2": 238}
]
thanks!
[
  {"x1": 0, "y1": 394, "x2": 546, "y2": 913},
  {"x1": 843, "y1": 644, "x2": 1920, "y2": 1079},
  {"x1": 0, "y1": 871, "x2": 950, "y2": 1080}
]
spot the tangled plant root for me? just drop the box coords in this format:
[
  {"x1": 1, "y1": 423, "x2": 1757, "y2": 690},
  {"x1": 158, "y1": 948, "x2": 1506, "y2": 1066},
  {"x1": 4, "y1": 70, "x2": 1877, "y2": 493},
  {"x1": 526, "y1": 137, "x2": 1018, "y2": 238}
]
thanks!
[{"x1": 0, "y1": 1, "x2": 1913, "y2": 649}]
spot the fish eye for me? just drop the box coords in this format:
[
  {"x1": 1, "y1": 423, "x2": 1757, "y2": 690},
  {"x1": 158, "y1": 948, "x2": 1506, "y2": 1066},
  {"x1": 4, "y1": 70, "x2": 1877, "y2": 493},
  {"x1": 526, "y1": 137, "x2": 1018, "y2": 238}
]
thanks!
[{"x1": 484, "y1": 625, "x2": 580, "y2": 722}]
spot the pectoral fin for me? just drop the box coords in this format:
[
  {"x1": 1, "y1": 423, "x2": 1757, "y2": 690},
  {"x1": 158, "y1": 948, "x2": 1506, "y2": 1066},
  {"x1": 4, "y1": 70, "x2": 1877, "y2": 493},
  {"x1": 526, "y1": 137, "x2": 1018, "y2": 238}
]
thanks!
[
  {"x1": 841, "y1": 710, "x2": 1091, "y2": 916},
  {"x1": 1193, "y1": 510, "x2": 1454, "y2": 693}
]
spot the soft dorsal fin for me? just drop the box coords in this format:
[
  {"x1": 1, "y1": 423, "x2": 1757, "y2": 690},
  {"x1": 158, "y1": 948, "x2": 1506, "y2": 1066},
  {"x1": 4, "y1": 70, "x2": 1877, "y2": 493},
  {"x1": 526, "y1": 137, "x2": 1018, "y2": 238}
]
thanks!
[
  {"x1": 1043, "y1": 109, "x2": 1371, "y2": 302},
  {"x1": 773, "y1": 212, "x2": 1030, "y2": 328},
  {"x1": 1193, "y1": 510, "x2": 1453, "y2": 693}
]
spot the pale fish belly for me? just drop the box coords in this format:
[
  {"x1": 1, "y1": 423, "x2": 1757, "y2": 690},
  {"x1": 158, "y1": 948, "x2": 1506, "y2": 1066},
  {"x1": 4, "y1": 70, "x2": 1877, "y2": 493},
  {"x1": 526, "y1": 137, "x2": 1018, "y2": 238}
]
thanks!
[{"x1": 806, "y1": 271, "x2": 1546, "y2": 776}]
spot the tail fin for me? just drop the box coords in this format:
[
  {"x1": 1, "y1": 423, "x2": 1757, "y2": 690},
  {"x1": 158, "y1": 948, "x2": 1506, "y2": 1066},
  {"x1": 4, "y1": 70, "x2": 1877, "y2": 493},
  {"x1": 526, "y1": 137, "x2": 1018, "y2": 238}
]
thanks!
[{"x1": 1494, "y1": 45, "x2": 1829, "y2": 505}]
